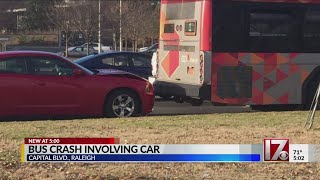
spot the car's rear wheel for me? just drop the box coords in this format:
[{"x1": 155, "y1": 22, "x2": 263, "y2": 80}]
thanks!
[{"x1": 104, "y1": 89, "x2": 140, "y2": 118}]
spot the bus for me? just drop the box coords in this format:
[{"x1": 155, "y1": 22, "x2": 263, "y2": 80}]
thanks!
[{"x1": 154, "y1": 0, "x2": 320, "y2": 109}]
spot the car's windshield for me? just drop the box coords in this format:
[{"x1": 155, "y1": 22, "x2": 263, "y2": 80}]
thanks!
[
  {"x1": 72, "y1": 55, "x2": 101, "y2": 74},
  {"x1": 71, "y1": 60, "x2": 96, "y2": 75},
  {"x1": 74, "y1": 55, "x2": 95, "y2": 64}
]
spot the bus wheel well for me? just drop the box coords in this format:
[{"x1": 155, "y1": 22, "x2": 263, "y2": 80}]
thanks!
[{"x1": 302, "y1": 66, "x2": 320, "y2": 108}]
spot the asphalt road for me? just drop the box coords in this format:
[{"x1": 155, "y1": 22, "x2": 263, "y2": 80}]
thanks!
[{"x1": 150, "y1": 99, "x2": 252, "y2": 116}]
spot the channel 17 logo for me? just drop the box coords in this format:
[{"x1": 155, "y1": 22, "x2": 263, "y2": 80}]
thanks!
[{"x1": 264, "y1": 138, "x2": 289, "y2": 162}]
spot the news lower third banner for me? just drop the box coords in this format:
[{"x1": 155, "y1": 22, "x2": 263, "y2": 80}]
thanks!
[{"x1": 21, "y1": 138, "x2": 320, "y2": 163}]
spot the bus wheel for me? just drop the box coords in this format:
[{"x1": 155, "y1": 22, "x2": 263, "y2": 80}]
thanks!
[
  {"x1": 160, "y1": 95, "x2": 173, "y2": 100},
  {"x1": 250, "y1": 105, "x2": 264, "y2": 111},
  {"x1": 211, "y1": 102, "x2": 226, "y2": 106},
  {"x1": 190, "y1": 99, "x2": 204, "y2": 106},
  {"x1": 305, "y1": 81, "x2": 319, "y2": 110},
  {"x1": 173, "y1": 97, "x2": 184, "y2": 103}
]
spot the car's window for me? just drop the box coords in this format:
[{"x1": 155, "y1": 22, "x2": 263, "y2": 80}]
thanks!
[
  {"x1": 101, "y1": 57, "x2": 114, "y2": 65},
  {"x1": 114, "y1": 55, "x2": 129, "y2": 66},
  {"x1": 72, "y1": 61, "x2": 94, "y2": 75},
  {"x1": 131, "y1": 55, "x2": 151, "y2": 67},
  {"x1": 27, "y1": 57, "x2": 73, "y2": 76},
  {"x1": 74, "y1": 55, "x2": 95, "y2": 64},
  {"x1": 148, "y1": 48, "x2": 157, "y2": 53},
  {"x1": 148, "y1": 44, "x2": 158, "y2": 51},
  {"x1": 73, "y1": 47, "x2": 83, "y2": 52},
  {"x1": 104, "y1": 55, "x2": 129, "y2": 67},
  {"x1": 80, "y1": 58, "x2": 102, "y2": 68},
  {"x1": 0, "y1": 57, "x2": 27, "y2": 74},
  {"x1": 83, "y1": 47, "x2": 96, "y2": 53}
]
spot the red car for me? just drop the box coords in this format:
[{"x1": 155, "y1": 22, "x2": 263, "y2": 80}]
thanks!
[{"x1": 0, "y1": 51, "x2": 154, "y2": 118}]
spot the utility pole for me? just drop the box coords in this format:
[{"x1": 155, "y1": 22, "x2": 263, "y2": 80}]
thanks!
[
  {"x1": 58, "y1": 30, "x2": 61, "y2": 48},
  {"x1": 119, "y1": 0, "x2": 122, "y2": 51},
  {"x1": 98, "y1": 0, "x2": 101, "y2": 53}
]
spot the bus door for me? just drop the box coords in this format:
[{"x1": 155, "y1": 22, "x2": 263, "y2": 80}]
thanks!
[{"x1": 158, "y1": 0, "x2": 203, "y2": 85}]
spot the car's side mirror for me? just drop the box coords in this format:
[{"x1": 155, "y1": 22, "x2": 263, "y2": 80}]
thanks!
[{"x1": 73, "y1": 69, "x2": 84, "y2": 76}]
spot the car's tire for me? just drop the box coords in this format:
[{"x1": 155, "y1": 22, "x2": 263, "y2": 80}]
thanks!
[{"x1": 104, "y1": 89, "x2": 141, "y2": 118}]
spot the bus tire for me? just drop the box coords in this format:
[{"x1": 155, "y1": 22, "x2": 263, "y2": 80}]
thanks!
[
  {"x1": 173, "y1": 97, "x2": 184, "y2": 103},
  {"x1": 304, "y1": 80, "x2": 319, "y2": 110},
  {"x1": 160, "y1": 95, "x2": 173, "y2": 100},
  {"x1": 190, "y1": 99, "x2": 204, "y2": 106}
]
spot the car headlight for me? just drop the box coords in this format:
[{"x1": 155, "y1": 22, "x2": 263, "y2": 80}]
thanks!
[{"x1": 145, "y1": 82, "x2": 154, "y2": 94}]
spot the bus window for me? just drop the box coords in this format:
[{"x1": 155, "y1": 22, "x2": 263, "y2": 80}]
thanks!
[
  {"x1": 304, "y1": 9, "x2": 320, "y2": 52},
  {"x1": 249, "y1": 12, "x2": 291, "y2": 37},
  {"x1": 185, "y1": 21, "x2": 197, "y2": 36},
  {"x1": 212, "y1": 1, "x2": 246, "y2": 52},
  {"x1": 166, "y1": 2, "x2": 195, "y2": 20},
  {"x1": 248, "y1": 11, "x2": 294, "y2": 52}
]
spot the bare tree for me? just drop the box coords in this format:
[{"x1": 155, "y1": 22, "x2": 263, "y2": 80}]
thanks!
[
  {"x1": 122, "y1": 1, "x2": 158, "y2": 51},
  {"x1": 149, "y1": 2, "x2": 160, "y2": 45},
  {"x1": 71, "y1": 0, "x2": 98, "y2": 55},
  {"x1": 0, "y1": 0, "x2": 29, "y2": 12},
  {"x1": 102, "y1": 0, "x2": 121, "y2": 50},
  {"x1": 103, "y1": 0, "x2": 160, "y2": 52},
  {"x1": 47, "y1": 0, "x2": 76, "y2": 57}
]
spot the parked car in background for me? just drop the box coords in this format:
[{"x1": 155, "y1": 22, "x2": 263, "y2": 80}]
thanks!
[
  {"x1": 67, "y1": 43, "x2": 113, "y2": 52},
  {"x1": 60, "y1": 46, "x2": 98, "y2": 58},
  {"x1": 138, "y1": 47, "x2": 148, "y2": 52},
  {"x1": 74, "y1": 52, "x2": 152, "y2": 79},
  {"x1": 0, "y1": 51, "x2": 154, "y2": 118},
  {"x1": 81, "y1": 42, "x2": 113, "y2": 52},
  {"x1": 138, "y1": 43, "x2": 158, "y2": 56}
]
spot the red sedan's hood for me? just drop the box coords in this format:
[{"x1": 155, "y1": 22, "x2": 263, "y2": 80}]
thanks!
[
  {"x1": 96, "y1": 69, "x2": 129, "y2": 75},
  {"x1": 95, "y1": 69, "x2": 147, "y2": 81}
]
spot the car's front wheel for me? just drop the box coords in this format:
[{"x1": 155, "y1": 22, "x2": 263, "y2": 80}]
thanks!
[{"x1": 104, "y1": 89, "x2": 140, "y2": 118}]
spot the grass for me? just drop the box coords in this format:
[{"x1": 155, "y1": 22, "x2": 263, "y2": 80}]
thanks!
[{"x1": 0, "y1": 111, "x2": 320, "y2": 179}]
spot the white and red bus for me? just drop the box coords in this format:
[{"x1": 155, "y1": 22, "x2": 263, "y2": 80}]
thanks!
[{"x1": 154, "y1": 0, "x2": 320, "y2": 109}]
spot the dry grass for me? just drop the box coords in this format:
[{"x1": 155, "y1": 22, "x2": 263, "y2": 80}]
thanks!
[{"x1": 0, "y1": 111, "x2": 320, "y2": 179}]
